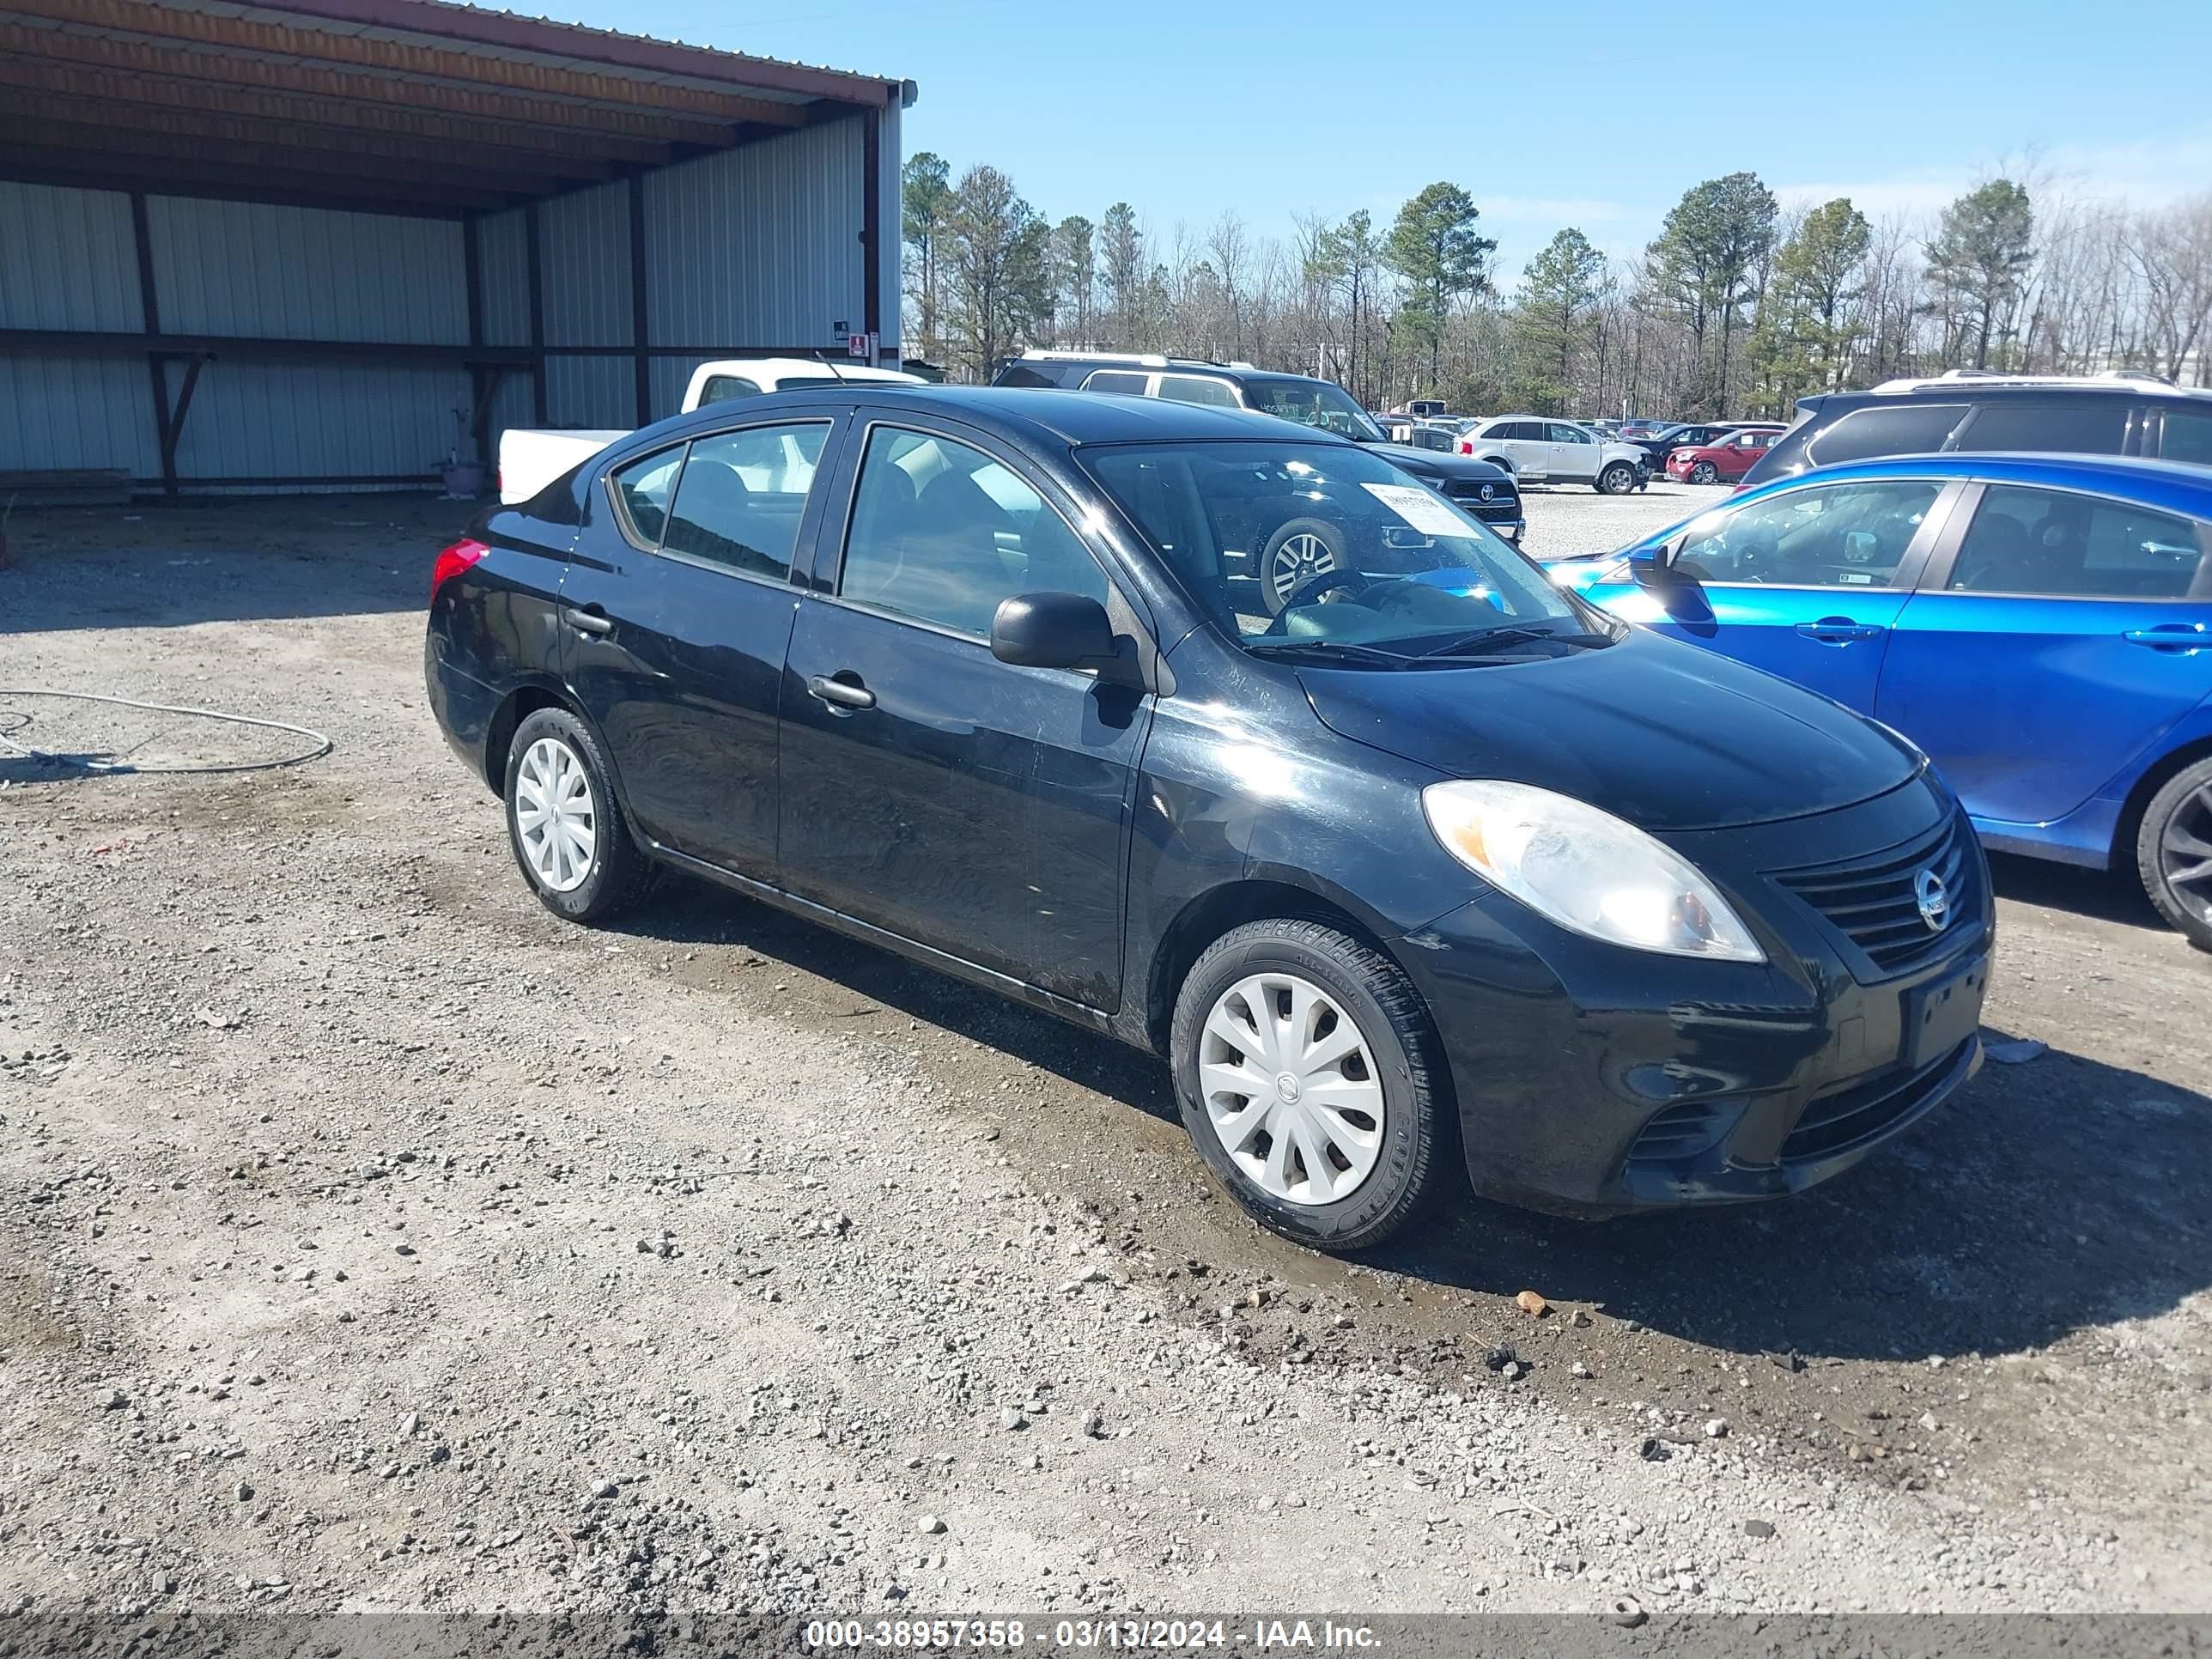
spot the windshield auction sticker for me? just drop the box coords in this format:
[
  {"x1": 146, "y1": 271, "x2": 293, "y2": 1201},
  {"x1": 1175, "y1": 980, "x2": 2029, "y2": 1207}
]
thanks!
[{"x1": 1359, "y1": 482, "x2": 1474, "y2": 539}]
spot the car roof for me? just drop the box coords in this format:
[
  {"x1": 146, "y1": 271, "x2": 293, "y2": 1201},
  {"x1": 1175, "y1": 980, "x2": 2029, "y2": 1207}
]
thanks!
[
  {"x1": 1750, "y1": 451, "x2": 2212, "y2": 516},
  {"x1": 665, "y1": 384, "x2": 1354, "y2": 448},
  {"x1": 1814, "y1": 379, "x2": 2212, "y2": 409}
]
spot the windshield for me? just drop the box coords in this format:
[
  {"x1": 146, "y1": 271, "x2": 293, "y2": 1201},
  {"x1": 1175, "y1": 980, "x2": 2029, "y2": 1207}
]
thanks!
[
  {"x1": 1242, "y1": 378, "x2": 1386, "y2": 443},
  {"x1": 1083, "y1": 441, "x2": 1602, "y2": 664}
]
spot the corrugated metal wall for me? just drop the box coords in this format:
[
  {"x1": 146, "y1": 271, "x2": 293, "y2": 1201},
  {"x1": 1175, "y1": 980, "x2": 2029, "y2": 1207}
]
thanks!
[
  {"x1": 644, "y1": 121, "x2": 865, "y2": 353},
  {"x1": 149, "y1": 198, "x2": 468, "y2": 343},
  {"x1": 2, "y1": 109, "x2": 890, "y2": 493}
]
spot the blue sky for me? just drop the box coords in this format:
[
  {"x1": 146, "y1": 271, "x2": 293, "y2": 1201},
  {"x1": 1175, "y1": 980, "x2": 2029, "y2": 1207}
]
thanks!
[{"x1": 566, "y1": 0, "x2": 2212, "y2": 279}]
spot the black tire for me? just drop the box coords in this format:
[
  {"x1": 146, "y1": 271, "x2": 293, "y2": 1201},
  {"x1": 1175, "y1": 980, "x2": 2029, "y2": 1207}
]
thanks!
[
  {"x1": 1170, "y1": 919, "x2": 1452, "y2": 1252},
  {"x1": 1689, "y1": 461, "x2": 1720, "y2": 485},
  {"x1": 2136, "y1": 757, "x2": 2212, "y2": 951},
  {"x1": 502, "y1": 706, "x2": 654, "y2": 925},
  {"x1": 1596, "y1": 461, "x2": 1638, "y2": 495},
  {"x1": 1257, "y1": 518, "x2": 1347, "y2": 617}
]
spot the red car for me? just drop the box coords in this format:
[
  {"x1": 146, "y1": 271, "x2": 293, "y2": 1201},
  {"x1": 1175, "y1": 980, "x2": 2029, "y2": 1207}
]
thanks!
[{"x1": 1666, "y1": 425, "x2": 1784, "y2": 484}]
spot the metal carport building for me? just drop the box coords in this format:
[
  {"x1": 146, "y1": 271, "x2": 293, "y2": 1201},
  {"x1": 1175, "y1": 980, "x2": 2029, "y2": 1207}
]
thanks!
[{"x1": 0, "y1": 0, "x2": 908, "y2": 495}]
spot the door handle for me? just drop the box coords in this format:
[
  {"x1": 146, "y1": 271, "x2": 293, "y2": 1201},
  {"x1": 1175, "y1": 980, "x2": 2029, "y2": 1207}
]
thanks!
[
  {"x1": 1795, "y1": 618, "x2": 1886, "y2": 644},
  {"x1": 806, "y1": 673, "x2": 876, "y2": 712},
  {"x1": 2123, "y1": 625, "x2": 2208, "y2": 653},
  {"x1": 561, "y1": 605, "x2": 613, "y2": 636}
]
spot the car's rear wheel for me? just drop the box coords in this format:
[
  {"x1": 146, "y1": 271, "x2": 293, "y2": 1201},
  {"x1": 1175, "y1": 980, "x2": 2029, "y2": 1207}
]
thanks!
[
  {"x1": 503, "y1": 707, "x2": 653, "y2": 924},
  {"x1": 1596, "y1": 461, "x2": 1638, "y2": 495},
  {"x1": 1259, "y1": 519, "x2": 1346, "y2": 616},
  {"x1": 2137, "y1": 757, "x2": 2212, "y2": 951},
  {"x1": 1170, "y1": 919, "x2": 1449, "y2": 1252},
  {"x1": 1689, "y1": 461, "x2": 1720, "y2": 485}
]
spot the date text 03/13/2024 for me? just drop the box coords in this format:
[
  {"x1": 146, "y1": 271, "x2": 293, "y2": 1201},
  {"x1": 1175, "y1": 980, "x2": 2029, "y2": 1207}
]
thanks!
[{"x1": 801, "y1": 1618, "x2": 1382, "y2": 1650}]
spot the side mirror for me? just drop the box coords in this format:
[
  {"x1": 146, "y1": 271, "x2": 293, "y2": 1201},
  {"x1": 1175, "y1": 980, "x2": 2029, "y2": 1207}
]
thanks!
[
  {"x1": 1630, "y1": 532, "x2": 1688, "y2": 581},
  {"x1": 991, "y1": 591, "x2": 1127, "y2": 678}
]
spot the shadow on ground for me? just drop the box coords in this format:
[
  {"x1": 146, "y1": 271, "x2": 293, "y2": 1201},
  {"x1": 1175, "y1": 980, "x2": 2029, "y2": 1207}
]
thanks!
[
  {"x1": 1989, "y1": 848, "x2": 2168, "y2": 934},
  {"x1": 610, "y1": 877, "x2": 2212, "y2": 1366},
  {"x1": 0, "y1": 497, "x2": 472, "y2": 631}
]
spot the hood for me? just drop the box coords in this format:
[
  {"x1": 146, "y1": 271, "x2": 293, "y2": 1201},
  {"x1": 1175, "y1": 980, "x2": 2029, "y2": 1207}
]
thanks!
[
  {"x1": 1358, "y1": 441, "x2": 1510, "y2": 483},
  {"x1": 1297, "y1": 629, "x2": 1920, "y2": 832}
]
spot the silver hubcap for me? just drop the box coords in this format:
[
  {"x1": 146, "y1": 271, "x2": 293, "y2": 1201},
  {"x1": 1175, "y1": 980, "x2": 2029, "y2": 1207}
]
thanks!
[
  {"x1": 1269, "y1": 534, "x2": 1335, "y2": 605},
  {"x1": 2160, "y1": 784, "x2": 2212, "y2": 921},
  {"x1": 1199, "y1": 972, "x2": 1385, "y2": 1206},
  {"x1": 514, "y1": 737, "x2": 597, "y2": 893}
]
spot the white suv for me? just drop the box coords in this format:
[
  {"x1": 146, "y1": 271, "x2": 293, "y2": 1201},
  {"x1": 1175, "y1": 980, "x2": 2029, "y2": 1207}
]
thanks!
[{"x1": 1457, "y1": 416, "x2": 1650, "y2": 494}]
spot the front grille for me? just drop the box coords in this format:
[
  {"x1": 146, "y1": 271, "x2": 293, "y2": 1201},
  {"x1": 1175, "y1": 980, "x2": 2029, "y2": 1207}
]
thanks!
[
  {"x1": 1772, "y1": 811, "x2": 1975, "y2": 977},
  {"x1": 1779, "y1": 1038, "x2": 1973, "y2": 1163},
  {"x1": 1441, "y1": 478, "x2": 1519, "y2": 519}
]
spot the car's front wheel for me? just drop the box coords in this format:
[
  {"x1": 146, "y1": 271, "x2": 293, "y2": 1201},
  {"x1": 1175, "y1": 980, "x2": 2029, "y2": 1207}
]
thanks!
[
  {"x1": 1170, "y1": 919, "x2": 1450, "y2": 1252},
  {"x1": 1689, "y1": 461, "x2": 1720, "y2": 485},
  {"x1": 503, "y1": 707, "x2": 653, "y2": 924},
  {"x1": 1596, "y1": 461, "x2": 1638, "y2": 495},
  {"x1": 2137, "y1": 757, "x2": 2212, "y2": 951}
]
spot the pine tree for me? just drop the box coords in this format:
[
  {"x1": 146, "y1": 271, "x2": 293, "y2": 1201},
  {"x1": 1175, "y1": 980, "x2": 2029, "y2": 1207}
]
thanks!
[
  {"x1": 1383, "y1": 183, "x2": 1495, "y2": 394},
  {"x1": 1925, "y1": 179, "x2": 2035, "y2": 369},
  {"x1": 1511, "y1": 228, "x2": 1607, "y2": 413}
]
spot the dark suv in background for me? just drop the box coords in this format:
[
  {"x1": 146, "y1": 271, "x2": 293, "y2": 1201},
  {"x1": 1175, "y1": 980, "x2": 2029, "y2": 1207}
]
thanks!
[
  {"x1": 992, "y1": 351, "x2": 1524, "y2": 547},
  {"x1": 1742, "y1": 369, "x2": 2212, "y2": 490}
]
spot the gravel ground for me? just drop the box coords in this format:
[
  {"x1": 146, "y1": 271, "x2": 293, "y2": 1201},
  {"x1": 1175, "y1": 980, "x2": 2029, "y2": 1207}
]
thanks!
[{"x1": 0, "y1": 492, "x2": 2206, "y2": 1626}]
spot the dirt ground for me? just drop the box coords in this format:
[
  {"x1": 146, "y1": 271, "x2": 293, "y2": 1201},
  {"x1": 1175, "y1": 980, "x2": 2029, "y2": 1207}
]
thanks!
[{"x1": 1, "y1": 491, "x2": 2207, "y2": 1627}]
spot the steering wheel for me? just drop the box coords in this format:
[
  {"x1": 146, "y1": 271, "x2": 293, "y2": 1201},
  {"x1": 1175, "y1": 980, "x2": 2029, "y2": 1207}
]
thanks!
[{"x1": 1263, "y1": 570, "x2": 1375, "y2": 633}]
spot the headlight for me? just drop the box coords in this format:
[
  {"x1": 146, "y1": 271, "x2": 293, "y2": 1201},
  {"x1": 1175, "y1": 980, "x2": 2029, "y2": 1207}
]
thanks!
[{"x1": 1421, "y1": 780, "x2": 1765, "y2": 962}]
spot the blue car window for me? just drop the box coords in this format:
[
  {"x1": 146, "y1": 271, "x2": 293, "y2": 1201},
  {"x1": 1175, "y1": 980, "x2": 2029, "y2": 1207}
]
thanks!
[
  {"x1": 1949, "y1": 485, "x2": 2204, "y2": 599},
  {"x1": 1676, "y1": 480, "x2": 1942, "y2": 587}
]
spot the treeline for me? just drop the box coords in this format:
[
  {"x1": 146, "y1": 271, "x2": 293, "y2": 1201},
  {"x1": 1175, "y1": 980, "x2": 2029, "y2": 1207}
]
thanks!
[{"x1": 900, "y1": 153, "x2": 2212, "y2": 419}]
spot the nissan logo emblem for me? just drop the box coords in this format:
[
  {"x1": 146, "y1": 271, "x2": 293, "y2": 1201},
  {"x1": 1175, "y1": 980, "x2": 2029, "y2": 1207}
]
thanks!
[{"x1": 1914, "y1": 869, "x2": 1949, "y2": 932}]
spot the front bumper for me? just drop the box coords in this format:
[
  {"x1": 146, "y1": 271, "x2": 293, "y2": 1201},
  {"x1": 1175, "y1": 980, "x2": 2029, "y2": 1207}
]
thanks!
[{"x1": 1391, "y1": 781, "x2": 1995, "y2": 1216}]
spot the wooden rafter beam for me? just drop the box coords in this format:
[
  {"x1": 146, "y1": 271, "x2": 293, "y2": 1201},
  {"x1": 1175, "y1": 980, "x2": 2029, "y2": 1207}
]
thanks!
[
  {"x1": 0, "y1": 0, "x2": 817, "y2": 125},
  {"x1": 0, "y1": 21, "x2": 764, "y2": 147},
  {"x1": 0, "y1": 106, "x2": 616, "y2": 191},
  {"x1": 0, "y1": 55, "x2": 680, "y2": 167}
]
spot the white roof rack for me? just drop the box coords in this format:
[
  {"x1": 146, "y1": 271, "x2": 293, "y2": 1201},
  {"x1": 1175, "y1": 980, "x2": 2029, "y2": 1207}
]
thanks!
[
  {"x1": 1020, "y1": 349, "x2": 1169, "y2": 368},
  {"x1": 1869, "y1": 367, "x2": 2185, "y2": 394}
]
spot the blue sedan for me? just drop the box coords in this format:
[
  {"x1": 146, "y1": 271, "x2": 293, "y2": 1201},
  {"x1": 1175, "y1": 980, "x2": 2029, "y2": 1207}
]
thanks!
[{"x1": 1552, "y1": 453, "x2": 2212, "y2": 947}]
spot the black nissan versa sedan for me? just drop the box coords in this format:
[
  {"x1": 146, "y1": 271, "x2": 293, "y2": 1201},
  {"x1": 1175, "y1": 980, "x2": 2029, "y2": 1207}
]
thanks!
[{"x1": 426, "y1": 387, "x2": 1993, "y2": 1253}]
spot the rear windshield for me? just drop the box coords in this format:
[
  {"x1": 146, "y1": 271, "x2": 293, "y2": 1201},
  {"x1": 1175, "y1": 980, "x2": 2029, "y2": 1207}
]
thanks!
[
  {"x1": 1241, "y1": 379, "x2": 1385, "y2": 442},
  {"x1": 1082, "y1": 441, "x2": 1594, "y2": 664}
]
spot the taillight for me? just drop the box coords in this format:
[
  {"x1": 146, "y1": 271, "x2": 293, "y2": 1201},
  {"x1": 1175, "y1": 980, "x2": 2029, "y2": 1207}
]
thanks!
[
  {"x1": 431, "y1": 538, "x2": 489, "y2": 600},
  {"x1": 1458, "y1": 439, "x2": 1473, "y2": 454}
]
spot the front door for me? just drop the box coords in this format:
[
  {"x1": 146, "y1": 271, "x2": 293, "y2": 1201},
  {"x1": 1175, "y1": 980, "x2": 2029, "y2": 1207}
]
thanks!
[
  {"x1": 1876, "y1": 480, "x2": 2212, "y2": 826},
  {"x1": 561, "y1": 416, "x2": 837, "y2": 880},
  {"x1": 1547, "y1": 422, "x2": 1597, "y2": 483},
  {"x1": 1587, "y1": 476, "x2": 1957, "y2": 711},
  {"x1": 777, "y1": 419, "x2": 1152, "y2": 1007}
]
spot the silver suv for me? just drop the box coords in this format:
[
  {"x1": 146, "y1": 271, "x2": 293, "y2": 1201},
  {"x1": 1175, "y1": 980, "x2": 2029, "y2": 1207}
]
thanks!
[{"x1": 1458, "y1": 416, "x2": 1650, "y2": 494}]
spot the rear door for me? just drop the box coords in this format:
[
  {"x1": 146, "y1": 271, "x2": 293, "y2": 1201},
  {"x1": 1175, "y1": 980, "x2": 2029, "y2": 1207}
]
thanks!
[
  {"x1": 1875, "y1": 480, "x2": 2212, "y2": 827},
  {"x1": 560, "y1": 413, "x2": 843, "y2": 881},
  {"x1": 1586, "y1": 476, "x2": 1959, "y2": 710},
  {"x1": 776, "y1": 416, "x2": 1154, "y2": 1007}
]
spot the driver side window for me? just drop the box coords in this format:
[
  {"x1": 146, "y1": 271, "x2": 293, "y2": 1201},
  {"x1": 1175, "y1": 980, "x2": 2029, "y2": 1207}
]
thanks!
[{"x1": 1676, "y1": 480, "x2": 1942, "y2": 587}]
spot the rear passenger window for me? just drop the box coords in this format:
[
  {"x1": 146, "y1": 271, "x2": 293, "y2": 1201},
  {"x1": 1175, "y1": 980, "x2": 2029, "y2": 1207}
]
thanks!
[
  {"x1": 696, "y1": 375, "x2": 763, "y2": 405},
  {"x1": 2161, "y1": 408, "x2": 2212, "y2": 467},
  {"x1": 1804, "y1": 404, "x2": 1970, "y2": 466},
  {"x1": 838, "y1": 428, "x2": 1109, "y2": 637},
  {"x1": 610, "y1": 447, "x2": 684, "y2": 544},
  {"x1": 1158, "y1": 375, "x2": 1238, "y2": 407},
  {"x1": 660, "y1": 422, "x2": 828, "y2": 581},
  {"x1": 1083, "y1": 371, "x2": 1149, "y2": 394},
  {"x1": 1949, "y1": 485, "x2": 2204, "y2": 599},
  {"x1": 1956, "y1": 400, "x2": 2129, "y2": 456}
]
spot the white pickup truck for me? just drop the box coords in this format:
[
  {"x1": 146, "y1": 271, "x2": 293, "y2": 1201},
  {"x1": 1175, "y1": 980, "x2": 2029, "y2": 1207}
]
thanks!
[{"x1": 496, "y1": 356, "x2": 924, "y2": 504}]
